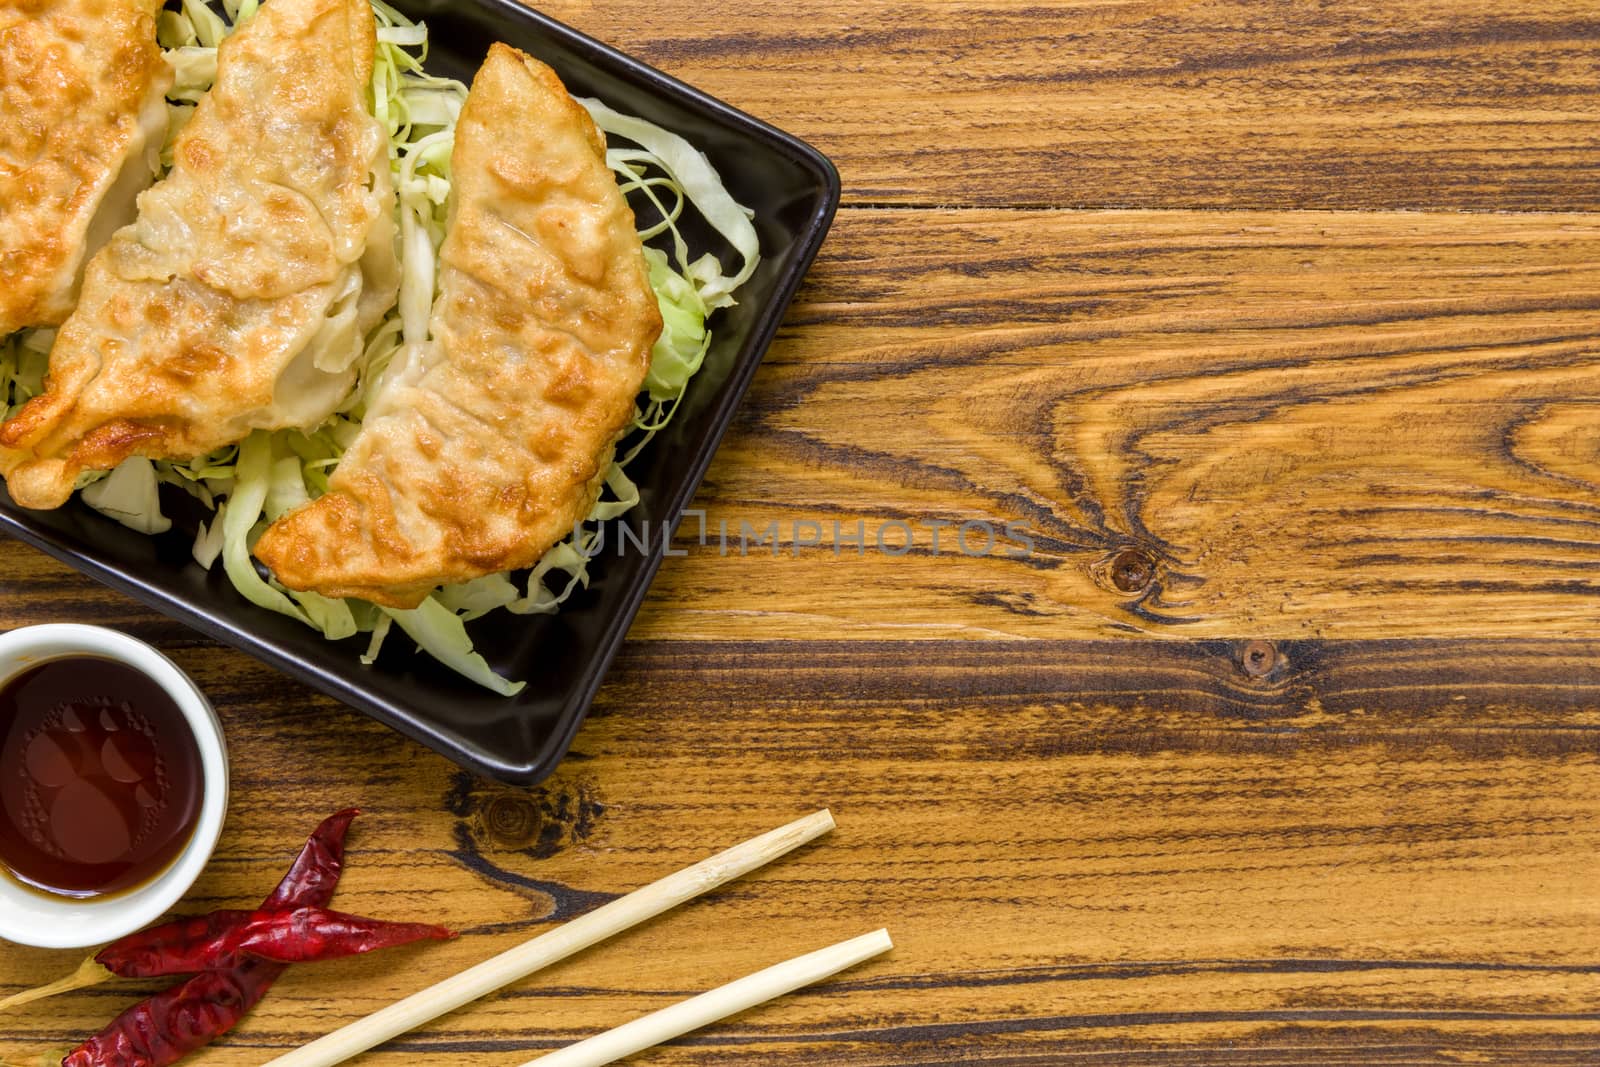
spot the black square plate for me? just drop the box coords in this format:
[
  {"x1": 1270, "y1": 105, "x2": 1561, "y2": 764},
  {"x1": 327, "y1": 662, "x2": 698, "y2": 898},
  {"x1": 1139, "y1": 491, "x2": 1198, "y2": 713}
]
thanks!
[{"x1": 0, "y1": 0, "x2": 840, "y2": 785}]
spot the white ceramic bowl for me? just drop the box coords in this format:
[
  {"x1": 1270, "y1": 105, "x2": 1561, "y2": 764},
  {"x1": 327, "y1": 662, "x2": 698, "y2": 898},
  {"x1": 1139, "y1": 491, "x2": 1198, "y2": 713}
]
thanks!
[{"x1": 0, "y1": 624, "x2": 228, "y2": 949}]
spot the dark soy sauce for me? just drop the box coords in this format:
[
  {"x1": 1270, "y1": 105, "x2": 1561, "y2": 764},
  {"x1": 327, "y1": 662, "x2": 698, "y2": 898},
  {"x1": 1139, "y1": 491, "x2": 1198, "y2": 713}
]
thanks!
[{"x1": 0, "y1": 656, "x2": 202, "y2": 898}]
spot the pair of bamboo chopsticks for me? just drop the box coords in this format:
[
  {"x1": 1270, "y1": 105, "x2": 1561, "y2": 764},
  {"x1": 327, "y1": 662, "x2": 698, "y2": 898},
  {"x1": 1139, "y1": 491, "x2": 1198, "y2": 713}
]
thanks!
[{"x1": 260, "y1": 809, "x2": 888, "y2": 1067}]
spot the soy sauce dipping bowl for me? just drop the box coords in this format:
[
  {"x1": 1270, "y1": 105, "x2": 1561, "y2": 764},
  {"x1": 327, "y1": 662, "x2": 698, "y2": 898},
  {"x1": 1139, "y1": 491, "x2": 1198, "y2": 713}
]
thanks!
[{"x1": 0, "y1": 624, "x2": 228, "y2": 949}]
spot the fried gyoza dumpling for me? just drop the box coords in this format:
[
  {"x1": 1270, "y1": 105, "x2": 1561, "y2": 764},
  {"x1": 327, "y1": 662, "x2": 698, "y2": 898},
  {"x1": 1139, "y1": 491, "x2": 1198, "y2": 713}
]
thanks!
[
  {"x1": 254, "y1": 45, "x2": 661, "y2": 608},
  {"x1": 0, "y1": 0, "x2": 171, "y2": 336},
  {"x1": 0, "y1": 0, "x2": 397, "y2": 509}
]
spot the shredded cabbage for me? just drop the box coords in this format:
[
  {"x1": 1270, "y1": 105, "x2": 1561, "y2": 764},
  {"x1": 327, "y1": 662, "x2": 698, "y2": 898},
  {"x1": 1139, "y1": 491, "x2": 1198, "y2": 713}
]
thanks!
[
  {"x1": 0, "y1": 329, "x2": 51, "y2": 419},
  {"x1": 641, "y1": 246, "x2": 711, "y2": 403},
  {"x1": 220, "y1": 435, "x2": 312, "y2": 627},
  {"x1": 80, "y1": 458, "x2": 171, "y2": 535},
  {"x1": 580, "y1": 97, "x2": 761, "y2": 309},
  {"x1": 8, "y1": 0, "x2": 758, "y2": 694},
  {"x1": 382, "y1": 597, "x2": 524, "y2": 697}
]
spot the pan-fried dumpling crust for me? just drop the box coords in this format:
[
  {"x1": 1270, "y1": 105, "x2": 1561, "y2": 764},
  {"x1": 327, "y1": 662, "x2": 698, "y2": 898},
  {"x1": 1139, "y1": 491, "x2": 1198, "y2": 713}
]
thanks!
[
  {"x1": 0, "y1": 0, "x2": 171, "y2": 336},
  {"x1": 255, "y1": 45, "x2": 662, "y2": 608},
  {"x1": 0, "y1": 0, "x2": 396, "y2": 509}
]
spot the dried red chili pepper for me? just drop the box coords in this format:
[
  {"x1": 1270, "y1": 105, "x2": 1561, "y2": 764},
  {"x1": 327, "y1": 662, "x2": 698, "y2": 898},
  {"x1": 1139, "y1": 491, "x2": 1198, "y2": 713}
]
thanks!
[
  {"x1": 261, "y1": 808, "x2": 360, "y2": 910},
  {"x1": 93, "y1": 808, "x2": 360, "y2": 977},
  {"x1": 63, "y1": 809, "x2": 365, "y2": 1067},
  {"x1": 61, "y1": 962, "x2": 278, "y2": 1067},
  {"x1": 93, "y1": 912, "x2": 250, "y2": 980},
  {"x1": 235, "y1": 906, "x2": 455, "y2": 962},
  {"x1": 97, "y1": 907, "x2": 454, "y2": 977}
]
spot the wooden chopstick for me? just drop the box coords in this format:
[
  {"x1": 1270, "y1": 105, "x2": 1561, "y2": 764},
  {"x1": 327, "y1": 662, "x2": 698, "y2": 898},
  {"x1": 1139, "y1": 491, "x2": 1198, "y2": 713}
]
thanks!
[
  {"x1": 516, "y1": 929, "x2": 893, "y2": 1067},
  {"x1": 260, "y1": 809, "x2": 836, "y2": 1067}
]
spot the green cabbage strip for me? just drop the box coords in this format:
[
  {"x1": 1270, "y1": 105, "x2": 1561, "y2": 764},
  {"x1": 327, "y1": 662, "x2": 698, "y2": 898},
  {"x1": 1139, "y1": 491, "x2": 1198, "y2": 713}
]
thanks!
[
  {"x1": 80, "y1": 459, "x2": 171, "y2": 535},
  {"x1": 381, "y1": 598, "x2": 524, "y2": 697},
  {"x1": 641, "y1": 247, "x2": 712, "y2": 404},
  {"x1": 21, "y1": 0, "x2": 757, "y2": 694},
  {"x1": 1, "y1": 329, "x2": 51, "y2": 419},
  {"x1": 579, "y1": 97, "x2": 761, "y2": 309},
  {"x1": 221, "y1": 434, "x2": 312, "y2": 627}
]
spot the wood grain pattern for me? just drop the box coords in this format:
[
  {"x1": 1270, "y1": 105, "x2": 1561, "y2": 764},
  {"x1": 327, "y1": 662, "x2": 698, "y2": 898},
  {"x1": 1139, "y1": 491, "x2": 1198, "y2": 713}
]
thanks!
[
  {"x1": 1, "y1": 608, "x2": 1598, "y2": 1065},
  {"x1": 4, "y1": 0, "x2": 1600, "y2": 1062},
  {"x1": 536, "y1": 0, "x2": 1600, "y2": 211},
  {"x1": 626, "y1": 208, "x2": 1600, "y2": 640}
]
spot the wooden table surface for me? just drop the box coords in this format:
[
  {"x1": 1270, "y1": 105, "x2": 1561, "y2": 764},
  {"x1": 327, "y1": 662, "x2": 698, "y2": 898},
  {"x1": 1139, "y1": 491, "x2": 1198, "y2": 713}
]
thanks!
[{"x1": 5, "y1": 0, "x2": 1600, "y2": 1063}]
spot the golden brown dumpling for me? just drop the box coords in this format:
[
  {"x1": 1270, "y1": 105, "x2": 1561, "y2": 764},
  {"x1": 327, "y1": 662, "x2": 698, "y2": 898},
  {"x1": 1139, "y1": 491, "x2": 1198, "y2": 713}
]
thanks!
[
  {"x1": 0, "y1": 0, "x2": 397, "y2": 509},
  {"x1": 255, "y1": 45, "x2": 661, "y2": 608},
  {"x1": 0, "y1": 0, "x2": 171, "y2": 336}
]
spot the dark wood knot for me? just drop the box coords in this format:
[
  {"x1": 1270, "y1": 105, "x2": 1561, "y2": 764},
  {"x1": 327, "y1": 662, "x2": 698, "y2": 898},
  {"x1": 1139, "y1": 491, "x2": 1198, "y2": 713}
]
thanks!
[
  {"x1": 1239, "y1": 640, "x2": 1279, "y2": 678},
  {"x1": 482, "y1": 795, "x2": 541, "y2": 849},
  {"x1": 448, "y1": 771, "x2": 606, "y2": 860},
  {"x1": 1104, "y1": 547, "x2": 1157, "y2": 594}
]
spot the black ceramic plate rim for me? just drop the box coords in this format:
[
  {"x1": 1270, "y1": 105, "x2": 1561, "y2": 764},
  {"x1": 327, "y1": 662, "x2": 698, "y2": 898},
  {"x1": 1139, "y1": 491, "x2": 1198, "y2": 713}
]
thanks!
[{"x1": 0, "y1": 1, "x2": 841, "y2": 785}]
